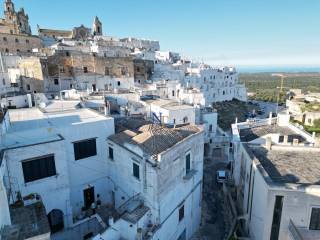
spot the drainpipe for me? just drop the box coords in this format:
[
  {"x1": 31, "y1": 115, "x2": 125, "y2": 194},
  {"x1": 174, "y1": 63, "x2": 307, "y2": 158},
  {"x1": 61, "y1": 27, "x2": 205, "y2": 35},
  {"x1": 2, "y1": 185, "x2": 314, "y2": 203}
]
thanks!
[
  {"x1": 268, "y1": 112, "x2": 273, "y2": 125},
  {"x1": 0, "y1": 52, "x2": 4, "y2": 72}
]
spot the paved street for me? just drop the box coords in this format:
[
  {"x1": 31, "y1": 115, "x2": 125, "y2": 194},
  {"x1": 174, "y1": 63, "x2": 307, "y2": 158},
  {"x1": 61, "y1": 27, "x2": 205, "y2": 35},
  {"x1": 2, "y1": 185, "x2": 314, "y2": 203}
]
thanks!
[
  {"x1": 251, "y1": 100, "x2": 285, "y2": 119},
  {"x1": 192, "y1": 159, "x2": 229, "y2": 240}
]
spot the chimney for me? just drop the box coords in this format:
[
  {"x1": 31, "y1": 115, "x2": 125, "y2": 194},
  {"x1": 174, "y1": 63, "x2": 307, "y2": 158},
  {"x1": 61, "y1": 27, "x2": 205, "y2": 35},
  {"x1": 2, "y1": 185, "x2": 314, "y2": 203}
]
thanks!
[
  {"x1": 136, "y1": 228, "x2": 143, "y2": 240},
  {"x1": 266, "y1": 137, "x2": 272, "y2": 150},
  {"x1": 27, "y1": 94, "x2": 32, "y2": 108},
  {"x1": 104, "y1": 101, "x2": 110, "y2": 116},
  {"x1": 283, "y1": 135, "x2": 288, "y2": 144},
  {"x1": 268, "y1": 112, "x2": 273, "y2": 125},
  {"x1": 293, "y1": 138, "x2": 299, "y2": 146},
  {"x1": 108, "y1": 216, "x2": 114, "y2": 227}
]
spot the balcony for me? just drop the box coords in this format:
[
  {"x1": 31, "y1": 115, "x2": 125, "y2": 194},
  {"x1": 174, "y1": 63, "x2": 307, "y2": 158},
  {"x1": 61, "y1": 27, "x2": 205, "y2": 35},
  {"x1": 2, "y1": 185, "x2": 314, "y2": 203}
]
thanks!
[{"x1": 289, "y1": 220, "x2": 320, "y2": 240}]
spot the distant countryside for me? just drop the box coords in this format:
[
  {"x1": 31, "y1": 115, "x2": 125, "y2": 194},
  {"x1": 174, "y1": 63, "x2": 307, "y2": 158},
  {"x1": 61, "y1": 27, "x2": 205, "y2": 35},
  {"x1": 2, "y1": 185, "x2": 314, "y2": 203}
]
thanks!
[{"x1": 240, "y1": 72, "x2": 320, "y2": 103}]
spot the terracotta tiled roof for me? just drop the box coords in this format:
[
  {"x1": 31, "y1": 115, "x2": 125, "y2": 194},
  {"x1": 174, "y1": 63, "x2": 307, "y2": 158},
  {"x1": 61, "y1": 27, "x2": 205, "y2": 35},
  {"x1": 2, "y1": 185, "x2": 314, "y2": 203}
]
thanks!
[{"x1": 109, "y1": 119, "x2": 201, "y2": 159}]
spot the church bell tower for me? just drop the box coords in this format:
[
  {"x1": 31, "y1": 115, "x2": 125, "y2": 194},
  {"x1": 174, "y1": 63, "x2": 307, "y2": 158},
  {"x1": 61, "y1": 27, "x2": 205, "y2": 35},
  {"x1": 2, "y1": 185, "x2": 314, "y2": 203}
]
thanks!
[
  {"x1": 4, "y1": 0, "x2": 16, "y2": 22},
  {"x1": 92, "y1": 16, "x2": 102, "y2": 36}
]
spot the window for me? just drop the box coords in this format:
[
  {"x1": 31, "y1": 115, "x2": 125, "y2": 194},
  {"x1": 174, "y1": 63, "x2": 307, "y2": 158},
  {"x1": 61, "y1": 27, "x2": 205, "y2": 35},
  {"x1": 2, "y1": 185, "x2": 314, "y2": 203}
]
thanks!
[
  {"x1": 59, "y1": 67, "x2": 65, "y2": 73},
  {"x1": 3, "y1": 37, "x2": 7, "y2": 42},
  {"x1": 108, "y1": 147, "x2": 114, "y2": 160},
  {"x1": 172, "y1": 90, "x2": 175, "y2": 97},
  {"x1": 117, "y1": 81, "x2": 120, "y2": 86},
  {"x1": 16, "y1": 49, "x2": 20, "y2": 53},
  {"x1": 183, "y1": 117, "x2": 188, "y2": 123},
  {"x1": 133, "y1": 162, "x2": 140, "y2": 180},
  {"x1": 209, "y1": 124, "x2": 213, "y2": 132},
  {"x1": 66, "y1": 51, "x2": 70, "y2": 57},
  {"x1": 105, "y1": 67, "x2": 110, "y2": 75},
  {"x1": 54, "y1": 79, "x2": 59, "y2": 85},
  {"x1": 26, "y1": 84, "x2": 30, "y2": 91},
  {"x1": 121, "y1": 67, "x2": 127, "y2": 75},
  {"x1": 185, "y1": 153, "x2": 191, "y2": 174},
  {"x1": 310, "y1": 208, "x2": 320, "y2": 230},
  {"x1": 270, "y1": 196, "x2": 284, "y2": 240},
  {"x1": 2, "y1": 78, "x2": 5, "y2": 85},
  {"x1": 179, "y1": 205, "x2": 184, "y2": 221},
  {"x1": 5, "y1": 48, "x2": 9, "y2": 53},
  {"x1": 22, "y1": 155, "x2": 56, "y2": 183},
  {"x1": 73, "y1": 138, "x2": 97, "y2": 160},
  {"x1": 26, "y1": 39, "x2": 29, "y2": 44},
  {"x1": 83, "y1": 66, "x2": 88, "y2": 73},
  {"x1": 136, "y1": 66, "x2": 140, "y2": 73},
  {"x1": 278, "y1": 136, "x2": 284, "y2": 143},
  {"x1": 15, "y1": 38, "x2": 19, "y2": 43}
]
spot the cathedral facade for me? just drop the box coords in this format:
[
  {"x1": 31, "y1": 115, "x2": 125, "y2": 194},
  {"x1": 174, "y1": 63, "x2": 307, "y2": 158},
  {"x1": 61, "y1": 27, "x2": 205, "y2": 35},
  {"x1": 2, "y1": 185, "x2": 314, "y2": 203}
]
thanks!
[{"x1": 0, "y1": 0, "x2": 41, "y2": 54}]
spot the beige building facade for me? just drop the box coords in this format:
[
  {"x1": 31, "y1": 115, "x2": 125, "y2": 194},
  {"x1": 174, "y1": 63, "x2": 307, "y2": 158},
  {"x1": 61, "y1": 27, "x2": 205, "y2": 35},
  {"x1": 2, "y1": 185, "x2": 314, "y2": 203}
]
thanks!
[{"x1": 0, "y1": 0, "x2": 41, "y2": 54}]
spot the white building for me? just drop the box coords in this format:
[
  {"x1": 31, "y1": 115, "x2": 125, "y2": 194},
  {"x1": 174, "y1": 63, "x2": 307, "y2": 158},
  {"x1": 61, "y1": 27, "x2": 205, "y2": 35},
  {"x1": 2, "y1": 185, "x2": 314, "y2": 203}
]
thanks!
[
  {"x1": 286, "y1": 90, "x2": 320, "y2": 127},
  {"x1": 0, "y1": 53, "x2": 22, "y2": 95},
  {"x1": 143, "y1": 98, "x2": 196, "y2": 125},
  {"x1": 96, "y1": 118, "x2": 204, "y2": 240},
  {"x1": 0, "y1": 105, "x2": 115, "y2": 239},
  {"x1": 151, "y1": 61, "x2": 247, "y2": 107},
  {"x1": 231, "y1": 113, "x2": 320, "y2": 240},
  {"x1": 155, "y1": 51, "x2": 180, "y2": 63},
  {"x1": 0, "y1": 103, "x2": 205, "y2": 240},
  {"x1": 184, "y1": 65, "x2": 247, "y2": 104}
]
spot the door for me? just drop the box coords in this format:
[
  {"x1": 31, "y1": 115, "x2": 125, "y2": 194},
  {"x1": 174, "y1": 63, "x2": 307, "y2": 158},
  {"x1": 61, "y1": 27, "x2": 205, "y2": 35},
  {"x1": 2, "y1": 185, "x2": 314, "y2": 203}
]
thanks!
[
  {"x1": 111, "y1": 191, "x2": 115, "y2": 207},
  {"x1": 177, "y1": 229, "x2": 186, "y2": 240},
  {"x1": 48, "y1": 209, "x2": 64, "y2": 233},
  {"x1": 83, "y1": 186, "x2": 95, "y2": 209}
]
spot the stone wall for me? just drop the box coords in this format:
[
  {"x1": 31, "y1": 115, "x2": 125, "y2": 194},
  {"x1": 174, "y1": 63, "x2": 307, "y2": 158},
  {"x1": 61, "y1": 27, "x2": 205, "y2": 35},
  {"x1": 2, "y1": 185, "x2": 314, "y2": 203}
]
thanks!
[
  {"x1": 0, "y1": 33, "x2": 42, "y2": 54},
  {"x1": 133, "y1": 59, "x2": 154, "y2": 84},
  {"x1": 47, "y1": 51, "x2": 134, "y2": 78},
  {"x1": 19, "y1": 57, "x2": 46, "y2": 93}
]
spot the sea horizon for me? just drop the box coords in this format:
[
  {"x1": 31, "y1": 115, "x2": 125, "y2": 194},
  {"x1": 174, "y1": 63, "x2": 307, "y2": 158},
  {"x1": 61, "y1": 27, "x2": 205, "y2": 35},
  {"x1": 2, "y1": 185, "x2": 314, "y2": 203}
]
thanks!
[{"x1": 237, "y1": 65, "x2": 320, "y2": 73}]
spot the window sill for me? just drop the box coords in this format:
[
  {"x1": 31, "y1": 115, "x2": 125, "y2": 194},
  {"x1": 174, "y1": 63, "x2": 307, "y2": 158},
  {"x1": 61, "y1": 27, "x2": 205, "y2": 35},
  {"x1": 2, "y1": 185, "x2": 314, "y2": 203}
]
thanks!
[
  {"x1": 24, "y1": 174, "x2": 59, "y2": 186},
  {"x1": 183, "y1": 170, "x2": 197, "y2": 181}
]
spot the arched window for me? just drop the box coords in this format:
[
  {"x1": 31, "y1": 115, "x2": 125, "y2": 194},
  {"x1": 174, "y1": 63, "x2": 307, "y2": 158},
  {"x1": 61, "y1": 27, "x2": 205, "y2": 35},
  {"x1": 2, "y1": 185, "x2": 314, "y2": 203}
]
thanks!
[
  {"x1": 183, "y1": 116, "x2": 188, "y2": 123},
  {"x1": 47, "y1": 209, "x2": 64, "y2": 233}
]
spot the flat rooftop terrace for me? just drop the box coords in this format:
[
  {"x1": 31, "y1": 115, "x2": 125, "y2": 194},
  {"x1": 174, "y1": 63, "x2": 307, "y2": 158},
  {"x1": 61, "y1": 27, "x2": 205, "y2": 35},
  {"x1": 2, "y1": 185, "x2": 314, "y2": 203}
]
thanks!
[
  {"x1": 6, "y1": 107, "x2": 110, "y2": 133},
  {"x1": 246, "y1": 145, "x2": 320, "y2": 185},
  {"x1": 239, "y1": 124, "x2": 306, "y2": 143},
  {"x1": 143, "y1": 99, "x2": 194, "y2": 110}
]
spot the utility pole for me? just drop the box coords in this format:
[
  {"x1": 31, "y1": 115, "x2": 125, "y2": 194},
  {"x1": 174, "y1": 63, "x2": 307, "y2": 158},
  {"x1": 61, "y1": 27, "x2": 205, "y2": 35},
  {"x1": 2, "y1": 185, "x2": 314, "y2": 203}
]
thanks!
[{"x1": 276, "y1": 75, "x2": 285, "y2": 115}]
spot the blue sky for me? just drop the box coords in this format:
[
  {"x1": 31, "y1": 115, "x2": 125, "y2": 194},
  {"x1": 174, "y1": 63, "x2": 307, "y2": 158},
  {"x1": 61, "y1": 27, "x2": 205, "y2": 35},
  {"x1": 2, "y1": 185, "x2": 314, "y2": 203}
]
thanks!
[{"x1": 2, "y1": 0, "x2": 320, "y2": 67}]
